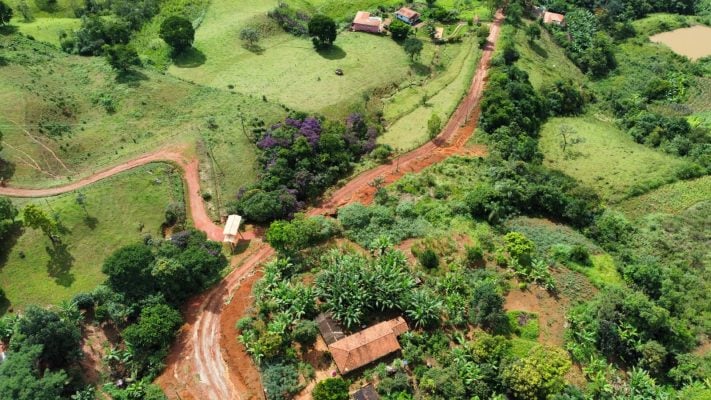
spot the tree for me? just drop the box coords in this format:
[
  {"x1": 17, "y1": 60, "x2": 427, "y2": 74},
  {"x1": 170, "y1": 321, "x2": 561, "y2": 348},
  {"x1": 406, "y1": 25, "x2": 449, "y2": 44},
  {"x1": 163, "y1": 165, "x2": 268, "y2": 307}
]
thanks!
[
  {"x1": 292, "y1": 319, "x2": 318, "y2": 348},
  {"x1": 313, "y1": 378, "x2": 349, "y2": 400},
  {"x1": 262, "y1": 362, "x2": 302, "y2": 400},
  {"x1": 104, "y1": 44, "x2": 141, "y2": 72},
  {"x1": 122, "y1": 303, "x2": 182, "y2": 375},
  {"x1": 22, "y1": 204, "x2": 58, "y2": 242},
  {"x1": 469, "y1": 281, "x2": 507, "y2": 331},
  {"x1": 389, "y1": 19, "x2": 410, "y2": 41},
  {"x1": 476, "y1": 24, "x2": 490, "y2": 48},
  {"x1": 501, "y1": 346, "x2": 571, "y2": 399},
  {"x1": 426, "y1": 0, "x2": 437, "y2": 7},
  {"x1": 239, "y1": 27, "x2": 260, "y2": 49},
  {"x1": 0, "y1": 197, "x2": 17, "y2": 240},
  {"x1": 405, "y1": 289, "x2": 441, "y2": 328},
  {"x1": 159, "y1": 15, "x2": 194, "y2": 54},
  {"x1": 0, "y1": 1, "x2": 12, "y2": 26},
  {"x1": 427, "y1": 113, "x2": 442, "y2": 139},
  {"x1": 0, "y1": 345, "x2": 68, "y2": 400},
  {"x1": 16, "y1": 0, "x2": 31, "y2": 22},
  {"x1": 11, "y1": 306, "x2": 81, "y2": 368},
  {"x1": 402, "y1": 37, "x2": 423, "y2": 60},
  {"x1": 308, "y1": 14, "x2": 337, "y2": 49},
  {"x1": 525, "y1": 24, "x2": 541, "y2": 43},
  {"x1": 101, "y1": 244, "x2": 155, "y2": 302}
]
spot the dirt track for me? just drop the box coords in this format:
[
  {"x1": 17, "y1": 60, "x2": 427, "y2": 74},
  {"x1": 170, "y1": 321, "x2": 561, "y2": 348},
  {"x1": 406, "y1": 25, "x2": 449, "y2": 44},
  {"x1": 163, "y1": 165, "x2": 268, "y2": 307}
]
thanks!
[{"x1": 0, "y1": 11, "x2": 503, "y2": 400}]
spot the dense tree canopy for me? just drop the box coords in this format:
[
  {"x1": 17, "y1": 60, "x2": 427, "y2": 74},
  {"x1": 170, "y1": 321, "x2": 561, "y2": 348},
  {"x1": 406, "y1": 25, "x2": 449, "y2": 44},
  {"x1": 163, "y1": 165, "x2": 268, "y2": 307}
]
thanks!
[
  {"x1": 308, "y1": 14, "x2": 337, "y2": 48},
  {"x1": 159, "y1": 16, "x2": 195, "y2": 54},
  {"x1": 0, "y1": 1, "x2": 13, "y2": 26},
  {"x1": 0, "y1": 345, "x2": 68, "y2": 400},
  {"x1": 10, "y1": 306, "x2": 81, "y2": 369}
]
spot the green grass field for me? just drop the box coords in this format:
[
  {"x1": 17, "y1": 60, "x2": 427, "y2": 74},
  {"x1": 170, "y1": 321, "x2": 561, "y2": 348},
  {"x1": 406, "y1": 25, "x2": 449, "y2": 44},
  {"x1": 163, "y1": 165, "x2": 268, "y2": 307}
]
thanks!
[
  {"x1": 616, "y1": 175, "x2": 711, "y2": 219},
  {"x1": 13, "y1": 17, "x2": 80, "y2": 45},
  {"x1": 0, "y1": 34, "x2": 284, "y2": 211},
  {"x1": 164, "y1": 0, "x2": 411, "y2": 118},
  {"x1": 379, "y1": 36, "x2": 481, "y2": 151},
  {"x1": 514, "y1": 23, "x2": 586, "y2": 90},
  {"x1": 0, "y1": 163, "x2": 182, "y2": 312},
  {"x1": 539, "y1": 116, "x2": 694, "y2": 202}
]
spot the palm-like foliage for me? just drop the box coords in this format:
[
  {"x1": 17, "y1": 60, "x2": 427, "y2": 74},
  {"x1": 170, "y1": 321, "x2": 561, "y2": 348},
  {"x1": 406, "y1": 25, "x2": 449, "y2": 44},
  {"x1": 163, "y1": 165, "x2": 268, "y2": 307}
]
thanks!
[{"x1": 405, "y1": 289, "x2": 442, "y2": 328}]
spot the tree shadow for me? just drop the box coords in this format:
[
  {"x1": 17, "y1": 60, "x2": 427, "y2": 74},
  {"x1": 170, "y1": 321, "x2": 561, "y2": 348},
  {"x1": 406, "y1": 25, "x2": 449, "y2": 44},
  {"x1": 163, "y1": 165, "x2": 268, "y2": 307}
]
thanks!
[
  {"x1": 173, "y1": 48, "x2": 207, "y2": 68},
  {"x1": 242, "y1": 43, "x2": 265, "y2": 55},
  {"x1": 0, "y1": 295, "x2": 9, "y2": 315},
  {"x1": 0, "y1": 25, "x2": 18, "y2": 36},
  {"x1": 46, "y1": 241, "x2": 75, "y2": 287},
  {"x1": 0, "y1": 223, "x2": 23, "y2": 270},
  {"x1": 530, "y1": 41, "x2": 548, "y2": 58},
  {"x1": 116, "y1": 70, "x2": 148, "y2": 87},
  {"x1": 0, "y1": 159, "x2": 15, "y2": 181},
  {"x1": 316, "y1": 45, "x2": 346, "y2": 60},
  {"x1": 83, "y1": 215, "x2": 98, "y2": 230},
  {"x1": 410, "y1": 61, "x2": 430, "y2": 76}
]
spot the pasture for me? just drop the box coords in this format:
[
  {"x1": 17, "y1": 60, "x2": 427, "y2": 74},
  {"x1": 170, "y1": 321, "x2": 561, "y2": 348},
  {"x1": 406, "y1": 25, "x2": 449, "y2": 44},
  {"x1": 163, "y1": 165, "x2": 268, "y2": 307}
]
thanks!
[
  {"x1": 0, "y1": 163, "x2": 182, "y2": 312},
  {"x1": 616, "y1": 175, "x2": 711, "y2": 219},
  {"x1": 539, "y1": 116, "x2": 693, "y2": 202},
  {"x1": 0, "y1": 34, "x2": 284, "y2": 207}
]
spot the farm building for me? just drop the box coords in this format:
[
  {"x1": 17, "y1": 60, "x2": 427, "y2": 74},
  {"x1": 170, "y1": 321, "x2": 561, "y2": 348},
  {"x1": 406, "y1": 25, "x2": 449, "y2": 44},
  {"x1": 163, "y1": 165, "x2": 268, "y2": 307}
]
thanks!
[
  {"x1": 326, "y1": 317, "x2": 409, "y2": 373},
  {"x1": 395, "y1": 7, "x2": 420, "y2": 25},
  {"x1": 352, "y1": 11, "x2": 384, "y2": 33},
  {"x1": 543, "y1": 11, "x2": 566, "y2": 25},
  {"x1": 315, "y1": 313, "x2": 346, "y2": 344},
  {"x1": 222, "y1": 214, "x2": 242, "y2": 246},
  {"x1": 434, "y1": 27, "x2": 445, "y2": 42}
]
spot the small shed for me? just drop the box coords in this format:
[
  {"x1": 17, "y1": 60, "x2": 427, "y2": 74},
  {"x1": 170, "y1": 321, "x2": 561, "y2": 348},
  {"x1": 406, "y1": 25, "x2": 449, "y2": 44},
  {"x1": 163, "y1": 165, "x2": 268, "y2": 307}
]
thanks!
[
  {"x1": 222, "y1": 214, "x2": 242, "y2": 246},
  {"x1": 434, "y1": 27, "x2": 445, "y2": 42},
  {"x1": 328, "y1": 317, "x2": 409, "y2": 374},
  {"x1": 316, "y1": 313, "x2": 346, "y2": 345},
  {"x1": 352, "y1": 384, "x2": 379, "y2": 400},
  {"x1": 352, "y1": 11, "x2": 384, "y2": 33},
  {"x1": 395, "y1": 7, "x2": 420, "y2": 25},
  {"x1": 543, "y1": 11, "x2": 565, "y2": 25}
]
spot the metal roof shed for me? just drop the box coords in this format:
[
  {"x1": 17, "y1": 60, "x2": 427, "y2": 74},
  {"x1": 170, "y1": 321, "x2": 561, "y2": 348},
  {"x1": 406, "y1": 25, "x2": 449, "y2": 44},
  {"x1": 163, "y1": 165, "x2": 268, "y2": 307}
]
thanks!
[{"x1": 223, "y1": 215, "x2": 242, "y2": 245}]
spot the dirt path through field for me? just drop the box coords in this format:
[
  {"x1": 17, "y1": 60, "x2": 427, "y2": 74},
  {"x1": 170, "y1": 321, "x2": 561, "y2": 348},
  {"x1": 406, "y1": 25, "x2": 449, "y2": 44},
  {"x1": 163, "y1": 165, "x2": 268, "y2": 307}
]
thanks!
[{"x1": 0, "y1": 11, "x2": 503, "y2": 400}]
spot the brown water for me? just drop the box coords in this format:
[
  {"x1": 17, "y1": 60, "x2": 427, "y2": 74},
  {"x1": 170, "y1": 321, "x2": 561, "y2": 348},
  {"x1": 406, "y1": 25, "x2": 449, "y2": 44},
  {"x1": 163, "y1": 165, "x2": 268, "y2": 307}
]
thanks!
[{"x1": 650, "y1": 25, "x2": 711, "y2": 60}]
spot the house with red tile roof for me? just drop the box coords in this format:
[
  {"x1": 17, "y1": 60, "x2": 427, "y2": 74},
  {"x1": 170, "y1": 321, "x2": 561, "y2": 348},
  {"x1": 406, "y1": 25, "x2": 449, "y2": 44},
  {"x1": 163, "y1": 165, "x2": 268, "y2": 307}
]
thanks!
[
  {"x1": 352, "y1": 11, "x2": 384, "y2": 33},
  {"x1": 395, "y1": 7, "x2": 420, "y2": 25}
]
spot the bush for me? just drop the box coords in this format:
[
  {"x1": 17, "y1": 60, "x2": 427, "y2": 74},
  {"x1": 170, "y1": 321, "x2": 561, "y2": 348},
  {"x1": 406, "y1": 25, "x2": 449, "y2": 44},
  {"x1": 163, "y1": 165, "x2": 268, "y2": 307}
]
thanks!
[
  {"x1": 159, "y1": 16, "x2": 195, "y2": 54},
  {"x1": 312, "y1": 378, "x2": 349, "y2": 400},
  {"x1": 465, "y1": 245, "x2": 484, "y2": 267},
  {"x1": 71, "y1": 292, "x2": 95, "y2": 310},
  {"x1": 262, "y1": 362, "x2": 303, "y2": 400},
  {"x1": 292, "y1": 320, "x2": 318, "y2": 348},
  {"x1": 418, "y1": 248, "x2": 439, "y2": 269}
]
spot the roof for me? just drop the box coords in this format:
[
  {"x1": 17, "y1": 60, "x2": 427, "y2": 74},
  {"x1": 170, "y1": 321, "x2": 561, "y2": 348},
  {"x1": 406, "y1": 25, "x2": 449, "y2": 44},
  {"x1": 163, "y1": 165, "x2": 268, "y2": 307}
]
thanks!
[
  {"x1": 396, "y1": 7, "x2": 420, "y2": 20},
  {"x1": 353, "y1": 11, "x2": 382, "y2": 27},
  {"x1": 434, "y1": 27, "x2": 444, "y2": 40},
  {"x1": 352, "y1": 384, "x2": 379, "y2": 400},
  {"x1": 543, "y1": 11, "x2": 565, "y2": 24},
  {"x1": 222, "y1": 215, "x2": 242, "y2": 243},
  {"x1": 328, "y1": 317, "x2": 409, "y2": 373},
  {"x1": 316, "y1": 313, "x2": 346, "y2": 345}
]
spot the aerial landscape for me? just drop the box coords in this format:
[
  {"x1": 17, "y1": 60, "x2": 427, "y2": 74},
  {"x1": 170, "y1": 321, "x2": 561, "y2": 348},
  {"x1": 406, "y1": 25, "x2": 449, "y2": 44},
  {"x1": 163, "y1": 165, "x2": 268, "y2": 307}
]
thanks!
[{"x1": 0, "y1": 0, "x2": 709, "y2": 399}]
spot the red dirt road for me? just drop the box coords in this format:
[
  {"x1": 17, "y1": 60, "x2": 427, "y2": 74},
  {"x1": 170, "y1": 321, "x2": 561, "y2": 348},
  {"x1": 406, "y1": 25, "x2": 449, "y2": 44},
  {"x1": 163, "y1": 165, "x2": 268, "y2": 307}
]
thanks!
[
  {"x1": 0, "y1": 147, "x2": 225, "y2": 241},
  {"x1": 160, "y1": 12, "x2": 503, "y2": 400},
  {"x1": 0, "y1": 11, "x2": 503, "y2": 400}
]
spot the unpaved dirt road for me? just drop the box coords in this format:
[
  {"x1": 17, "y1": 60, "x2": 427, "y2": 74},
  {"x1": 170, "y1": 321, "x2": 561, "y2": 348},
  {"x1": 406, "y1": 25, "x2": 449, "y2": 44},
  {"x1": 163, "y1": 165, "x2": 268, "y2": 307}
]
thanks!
[{"x1": 0, "y1": 11, "x2": 503, "y2": 400}]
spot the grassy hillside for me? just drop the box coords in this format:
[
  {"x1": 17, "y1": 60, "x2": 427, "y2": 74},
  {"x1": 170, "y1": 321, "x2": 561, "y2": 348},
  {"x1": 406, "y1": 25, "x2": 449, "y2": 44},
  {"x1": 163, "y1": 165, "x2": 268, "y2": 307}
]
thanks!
[
  {"x1": 0, "y1": 163, "x2": 182, "y2": 312},
  {"x1": 539, "y1": 117, "x2": 694, "y2": 202},
  {"x1": 616, "y1": 175, "x2": 711, "y2": 218},
  {"x1": 0, "y1": 34, "x2": 284, "y2": 204}
]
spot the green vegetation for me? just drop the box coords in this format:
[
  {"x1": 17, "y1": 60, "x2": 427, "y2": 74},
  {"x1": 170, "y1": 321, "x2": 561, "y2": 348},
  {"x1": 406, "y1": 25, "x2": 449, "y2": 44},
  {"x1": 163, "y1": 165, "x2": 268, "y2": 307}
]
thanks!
[
  {"x1": 0, "y1": 164, "x2": 182, "y2": 310},
  {"x1": 617, "y1": 175, "x2": 711, "y2": 218},
  {"x1": 539, "y1": 116, "x2": 694, "y2": 202}
]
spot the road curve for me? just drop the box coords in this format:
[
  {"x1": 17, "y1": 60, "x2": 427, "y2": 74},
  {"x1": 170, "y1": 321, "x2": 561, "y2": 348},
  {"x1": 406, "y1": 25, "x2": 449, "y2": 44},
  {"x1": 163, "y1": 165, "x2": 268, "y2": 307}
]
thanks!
[{"x1": 0, "y1": 10, "x2": 503, "y2": 400}]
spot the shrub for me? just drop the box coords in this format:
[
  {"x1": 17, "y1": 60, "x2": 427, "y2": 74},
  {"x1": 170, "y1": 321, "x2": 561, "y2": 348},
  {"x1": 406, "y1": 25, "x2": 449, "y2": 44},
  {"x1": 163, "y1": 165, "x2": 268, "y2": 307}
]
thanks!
[
  {"x1": 418, "y1": 248, "x2": 439, "y2": 269},
  {"x1": 312, "y1": 378, "x2": 349, "y2": 400},
  {"x1": 292, "y1": 320, "x2": 318, "y2": 348},
  {"x1": 159, "y1": 16, "x2": 195, "y2": 54},
  {"x1": 465, "y1": 245, "x2": 484, "y2": 267},
  {"x1": 262, "y1": 362, "x2": 303, "y2": 400},
  {"x1": 71, "y1": 292, "x2": 95, "y2": 310}
]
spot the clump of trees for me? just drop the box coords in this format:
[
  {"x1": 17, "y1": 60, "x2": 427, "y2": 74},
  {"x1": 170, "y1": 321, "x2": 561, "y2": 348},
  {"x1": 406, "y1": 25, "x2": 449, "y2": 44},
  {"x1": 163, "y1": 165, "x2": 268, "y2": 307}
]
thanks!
[
  {"x1": 308, "y1": 14, "x2": 336, "y2": 49},
  {"x1": 229, "y1": 114, "x2": 379, "y2": 223},
  {"x1": 159, "y1": 16, "x2": 195, "y2": 55},
  {"x1": 389, "y1": 19, "x2": 411, "y2": 41}
]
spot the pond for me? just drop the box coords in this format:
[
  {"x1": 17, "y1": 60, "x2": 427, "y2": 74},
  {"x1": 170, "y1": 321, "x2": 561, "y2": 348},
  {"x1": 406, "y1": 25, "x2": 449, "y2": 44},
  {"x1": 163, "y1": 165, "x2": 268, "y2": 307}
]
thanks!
[{"x1": 650, "y1": 25, "x2": 711, "y2": 60}]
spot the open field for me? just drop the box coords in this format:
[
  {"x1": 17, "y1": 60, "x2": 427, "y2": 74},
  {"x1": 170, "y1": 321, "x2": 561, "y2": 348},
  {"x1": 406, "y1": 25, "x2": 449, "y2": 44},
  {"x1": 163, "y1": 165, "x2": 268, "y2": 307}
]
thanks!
[
  {"x1": 0, "y1": 163, "x2": 182, "y2": 312},
  {"x1": 539, "y1": 116, "x2": 693, "y2": 202},
  {"x1": 616, "y1": 175, "x2": 711, "y2": 218},
  {"x1": 379, "y1": 37, "x2": 480, "y2": 150},
  {"x1": 165, "y1": 0, "x2": 411, "y2": 118},
  {"x1": 0, "y1": 34, "x2": 284, "y2": 205},
  {"x1": 13, "y1": 17, "x2": 80, "y2": 45},
  {"x1": 514, "y1": 23, "x2": 586, "y2": 90}
]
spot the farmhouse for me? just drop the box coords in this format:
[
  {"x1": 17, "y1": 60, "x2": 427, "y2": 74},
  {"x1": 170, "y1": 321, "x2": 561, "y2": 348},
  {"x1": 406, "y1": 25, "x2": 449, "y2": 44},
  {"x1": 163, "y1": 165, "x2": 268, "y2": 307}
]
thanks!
[
  {"x1": 395, "y1": 7, "x2": 420, "y2": 25},
  {"x1": 326, "y1": 317, "x2": 409, "y2": 373},
  {"x1": 543, "y1": 11, "x2": 566, "y2": 25},
  {"x1": 352, "y1": 11, "x2": 384, "y2": 33}
]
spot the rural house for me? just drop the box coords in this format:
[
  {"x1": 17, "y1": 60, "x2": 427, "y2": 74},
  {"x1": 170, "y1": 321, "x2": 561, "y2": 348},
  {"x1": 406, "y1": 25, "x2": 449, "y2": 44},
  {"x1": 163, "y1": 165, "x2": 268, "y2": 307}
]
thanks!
[
  {"x1": 395, "y1": 7, "x2": 420, "y2": 25},
  {"x1": 326, "y1": 317, "x2": 409, "y2": 374},
  {"x1": 352, "y1": 11, "x2": 384, "y2": 33},
  {"x1": 543, "y1": 11, "x2": 566, "y2": 25}
]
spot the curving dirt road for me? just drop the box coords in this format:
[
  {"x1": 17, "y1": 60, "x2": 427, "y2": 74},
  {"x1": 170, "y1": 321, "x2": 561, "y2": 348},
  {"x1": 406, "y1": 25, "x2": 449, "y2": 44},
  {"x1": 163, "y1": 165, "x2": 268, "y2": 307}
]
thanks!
[{"x1": 0, "y1": 11, "x2": 503, "y2": 400}]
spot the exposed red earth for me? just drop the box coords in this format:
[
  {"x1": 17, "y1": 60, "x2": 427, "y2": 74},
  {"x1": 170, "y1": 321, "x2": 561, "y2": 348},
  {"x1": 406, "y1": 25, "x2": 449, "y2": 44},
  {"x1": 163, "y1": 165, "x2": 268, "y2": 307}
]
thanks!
[{"x1": 0, "y1": 11, "x2": 503, "y2": 400}]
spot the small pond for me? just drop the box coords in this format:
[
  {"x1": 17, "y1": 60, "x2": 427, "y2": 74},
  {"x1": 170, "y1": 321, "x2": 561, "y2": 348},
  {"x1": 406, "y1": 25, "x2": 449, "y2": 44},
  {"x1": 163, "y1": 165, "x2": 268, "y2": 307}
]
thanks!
[{"x1": 650, "y1": 25, "x2": 711, "y2": 60}]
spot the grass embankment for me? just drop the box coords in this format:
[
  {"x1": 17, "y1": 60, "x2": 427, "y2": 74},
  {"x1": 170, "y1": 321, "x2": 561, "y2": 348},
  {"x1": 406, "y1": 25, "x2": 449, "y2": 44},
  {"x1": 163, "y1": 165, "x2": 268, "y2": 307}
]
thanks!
[
  {"x1": 0, "y1": 163, "x2": 182, "y2": 312},
  {"x1": 0, "y1": 34, "x2": 284, "y2": 207},
  {"x1": 539, "y1": 117, "x2": 694, "y2": 202},
  {"x1": 616, "y1": 175, "x2": 711, "y2": 218}
]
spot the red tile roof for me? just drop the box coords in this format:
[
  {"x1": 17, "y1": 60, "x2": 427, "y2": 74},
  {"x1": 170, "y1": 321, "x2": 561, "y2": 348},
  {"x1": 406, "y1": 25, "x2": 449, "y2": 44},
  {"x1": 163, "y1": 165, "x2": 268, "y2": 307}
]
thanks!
[
  {"x1": 353, "y1": 11, "x2": 382, "y2": 28},
  {"x1": 543, "y1": 11, "x2": 565, "y2": 24},
  {"x1": 328, "y1": 317, "x2": 409, "y2": 373},
  {"x1": 396, "y1": 7, "x2": 420, "y2": 20}
]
